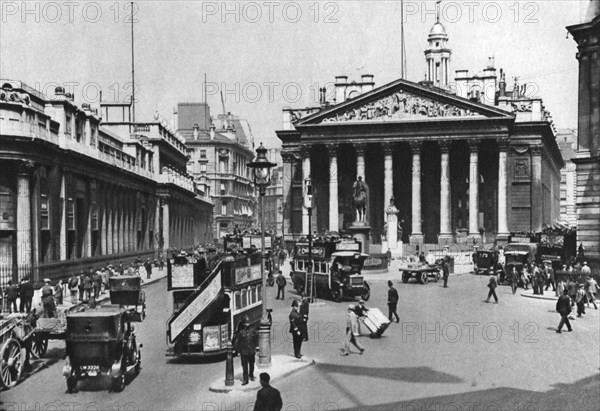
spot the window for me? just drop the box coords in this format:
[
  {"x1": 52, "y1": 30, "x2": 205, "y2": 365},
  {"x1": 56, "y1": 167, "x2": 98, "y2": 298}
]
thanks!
[
  {"x1": 241, "y1": 289, "x2": 247, "y2": 307},
  {"x1": 90, "y1": 126, "x2": 96, "y2": 147},
  {"x1": 200, "y1": 149, "x2": 206, "y2": 158},
  {"x1": 200, "y1": 163, "x2": 207, "y2": 173},
  {"x1": 91, "y1": 201, "x2": 98, "y2": 230},
  {"x1": 65, "y1": 113, "x2": 72, "y2": 135},
  {"x1": 221, "y1": 202, "x2": 227, "y2": 215},
  {"x1": 40, "y1": 194, "x2": 49, "y2": 230},
  {"x1": 235, "y1": 292, "x2": 241, "y2": 310},
  {"x1": 67, "y1": 198, "x2": 75, "y2": 230},
  {"x1": 220, "y1": 183, "x2": 226, "y2": 195}
]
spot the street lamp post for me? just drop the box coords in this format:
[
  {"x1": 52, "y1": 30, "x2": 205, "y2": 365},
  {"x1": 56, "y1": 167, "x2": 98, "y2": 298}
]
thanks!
[
  {"x1": 304, "y1": 177, "x2": 314, "y2": 303},
  {"x1": 247, "y1": 143, "x2": 276, "y2": 367}
]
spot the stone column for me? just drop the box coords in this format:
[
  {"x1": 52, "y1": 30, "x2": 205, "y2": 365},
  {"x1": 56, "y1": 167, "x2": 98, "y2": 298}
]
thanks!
[
  {"x1": 16, "y1": 162, "x2": 34, "y2": 276},
  {"x1": 100, "y1": 189, "x2": 107, "y2": 255},
  {"x1": 468, "y1": 141, "x2": 481, "y2": 243},
  {"x1": 301, "y1": 146, "x2": 311, "y2": 235},
  {"x1": 383, "y1": 143, "x2": 393, "y2": 222},
  {"x1": 155, "y1": 198, "x2": 161, "y2": 252},
  {"x1": 327, "y1": 144, "x2": 339, "y2": 233},
  {"x1": 59, "y1": 174, "x2": 67, "y2": 260},
  {"x1": 531, "y1": 145, "x2": 543, "y2": 232},
  {"x1": 118, "y1": 194, "x2": 124, "y2": 254},
  {"x1": 386, "y1": 198, "x2": 400, "y2": 255},
  {"x1": 497, "y1": 141, "x2": 510, "y2": 241},
  {"x1": 355, "y1": 143, "x2": 366, "y2": 180},
  {"x1": 162, "y1": 199, "x2": 170, "y2": 251},
  {"x1": 439, "y1": 142, "x2": 453, "y2": 245},
  {"x1": 409, "y1": 142, "x2": 423, "y2": 244},
  {"x1": 281, "y1": 151, "x2": 298, "y2": 237}
]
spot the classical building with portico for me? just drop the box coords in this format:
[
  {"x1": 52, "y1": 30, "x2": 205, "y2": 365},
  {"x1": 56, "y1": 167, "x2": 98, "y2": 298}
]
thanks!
[{"x1": 277, "y1": 21, "x2": 564, "y2": 250}]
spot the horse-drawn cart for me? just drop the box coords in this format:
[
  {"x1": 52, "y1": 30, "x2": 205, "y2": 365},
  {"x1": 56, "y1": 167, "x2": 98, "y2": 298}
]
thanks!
[{"x1": 1, "y1": 316, "x2": 35, "y2": 390}]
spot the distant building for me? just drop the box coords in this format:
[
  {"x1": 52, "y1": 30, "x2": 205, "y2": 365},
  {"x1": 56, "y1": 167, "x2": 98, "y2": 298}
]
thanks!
[
  {"x1": 178, "y1": 103, "x2": 256, "y2": 240},
  {"x1": 556, "y1": 129, "x2": 578, "y2": 227},
  {"x1": 0, "y1": 80, "x2": 213, "y2": 287},
  {"x1": 567, "y1": 0, "x2": 600, "y2": 270},
  {"x1": 277, "y1": 16, "x2": 563, "y2": 248}
]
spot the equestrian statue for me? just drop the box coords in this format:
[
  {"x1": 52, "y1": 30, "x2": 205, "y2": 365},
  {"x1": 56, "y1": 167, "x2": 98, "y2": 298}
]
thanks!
[{"x1": 352, "y1": 176, "x2": 368, "y2": 223}]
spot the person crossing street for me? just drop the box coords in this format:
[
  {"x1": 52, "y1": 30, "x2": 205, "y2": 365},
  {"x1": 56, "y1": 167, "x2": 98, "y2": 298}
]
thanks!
[
  {"x1": 387, "y1": 280, "x2": 400, "y2": 323},
  {"x1": 275, "y1": 270, "x2": 286, "y2": 300},
  {"x1": 341, "y1": 304, "x2": 365, "y2": 356}
]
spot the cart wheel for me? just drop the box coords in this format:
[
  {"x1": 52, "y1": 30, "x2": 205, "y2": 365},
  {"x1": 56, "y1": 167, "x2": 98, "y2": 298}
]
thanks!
[
  {"x1": 1, "y1": 338, "x2": 24, "y2": 389},
  {"x1": 401, "y1": 274, "x2": 409, "y2": 284},
  {"x1": 361, "y1": 290, "x2": 370, "y2": 301},
  {"x1": 421, "y1": 273, "x2": 428, "y2": 284},
  {"x1": 66, "y1": 376, "x2": 78, "y2": 393},
  {"x1": 436, "y1": 272, "x2": 441, "y2": 282},
  {"x1": 31, "y1": 334, "x2": 49, "y2": 358},
  {"x1": 112, "y1": 373, "x2": 125, "y2": 392}
]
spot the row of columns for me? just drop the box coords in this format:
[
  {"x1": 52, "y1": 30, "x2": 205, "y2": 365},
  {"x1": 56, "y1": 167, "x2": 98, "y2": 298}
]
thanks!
[{"x1": 299, "y1": 140, "x2": 510, "y2": 243}]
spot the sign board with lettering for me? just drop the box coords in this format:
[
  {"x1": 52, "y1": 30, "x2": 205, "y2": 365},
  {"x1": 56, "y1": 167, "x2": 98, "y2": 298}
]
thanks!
[
  {"x1": 167, "y1": 256, "x2": 207, "y2": 291},
  {"x1": 169, "y1": 273, "x2": 221, "y2": 343},
  {"x1": 295, "y1": 245, "x2": 326, "y2": 258},
  {"x1": 170, "y1": 264, "x2": 195, "y2": 289},
  {"x1": 203, "y1": 326, "x2": 221, "y2": 352},
  {"x1": 234, "y1": 264, "x2": 261, "y2": 286},
  {"x1": 336, "y1": 242, "x2": 361, "y2": 251}
]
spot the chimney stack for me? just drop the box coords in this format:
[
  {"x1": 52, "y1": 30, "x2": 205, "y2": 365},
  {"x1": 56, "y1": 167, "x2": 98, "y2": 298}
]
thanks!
[{"x1": 499, "y1": 69, "x2": 506, "y2": 97}]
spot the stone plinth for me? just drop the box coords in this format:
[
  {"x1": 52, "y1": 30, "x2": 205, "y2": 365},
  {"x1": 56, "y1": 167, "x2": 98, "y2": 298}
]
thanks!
[{"x1": 348, "y1": 223, "x2": 371, "y2": 254}]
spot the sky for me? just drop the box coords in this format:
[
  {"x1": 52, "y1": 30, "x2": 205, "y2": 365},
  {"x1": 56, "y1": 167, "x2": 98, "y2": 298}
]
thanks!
[{"x1": 0, "y1": 0, "x2": 588, "y2": 148}]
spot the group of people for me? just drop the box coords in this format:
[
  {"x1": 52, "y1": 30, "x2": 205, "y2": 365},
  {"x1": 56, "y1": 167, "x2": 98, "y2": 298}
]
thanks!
[{"x1": 2, "y1": 276, "x2": 34, "y2": 314}]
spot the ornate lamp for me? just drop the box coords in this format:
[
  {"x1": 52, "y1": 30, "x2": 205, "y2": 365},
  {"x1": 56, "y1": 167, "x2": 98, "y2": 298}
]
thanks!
[{"x1": 246, "y1": 143, "x2": 276, "y2": 366}]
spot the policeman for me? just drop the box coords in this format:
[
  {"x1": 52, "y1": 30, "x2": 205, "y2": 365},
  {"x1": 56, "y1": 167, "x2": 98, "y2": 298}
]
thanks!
[{"x1": 289, "y1": 300, "x2": 303, "y2": 358}]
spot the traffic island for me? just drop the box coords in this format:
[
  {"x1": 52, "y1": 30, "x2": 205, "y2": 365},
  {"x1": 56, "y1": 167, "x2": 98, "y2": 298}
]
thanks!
[
  {"x1": 208, "y1": 355, "x2": 315, "y2": 393},
  {"x1": 520, "y1": 289, "x2": 559, "y2": 301}
]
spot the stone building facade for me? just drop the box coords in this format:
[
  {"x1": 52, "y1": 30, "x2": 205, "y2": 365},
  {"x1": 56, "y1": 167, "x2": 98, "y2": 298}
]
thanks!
[
  {"x1": 567, "y1": 0, "x2": 600, "y2": 271},
  {"x1": 0, "y1": 80, "x2": 213, "y2": 287},
  {"x1": 277, "y1": 22, "x2": 563, "y2": 248},
  {"x1": 178, "y1": 103, "x2": 256, "y2": 240}
]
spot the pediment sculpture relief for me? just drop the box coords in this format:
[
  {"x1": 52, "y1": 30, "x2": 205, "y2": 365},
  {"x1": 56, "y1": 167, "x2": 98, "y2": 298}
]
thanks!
[{"x1": 321, "y1": 90, "x2": 481, "y2": 123}]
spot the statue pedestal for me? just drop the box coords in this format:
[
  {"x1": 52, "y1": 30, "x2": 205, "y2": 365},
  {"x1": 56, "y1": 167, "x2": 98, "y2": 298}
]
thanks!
[{"x1": 348, "y1": 223, "x2": 371, "y2": 254}]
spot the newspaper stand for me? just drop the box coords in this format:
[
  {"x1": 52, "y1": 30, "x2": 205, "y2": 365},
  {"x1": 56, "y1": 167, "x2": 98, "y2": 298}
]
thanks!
[{"x1": 62, "y1": 276, "x2": 144, "y2": 393}]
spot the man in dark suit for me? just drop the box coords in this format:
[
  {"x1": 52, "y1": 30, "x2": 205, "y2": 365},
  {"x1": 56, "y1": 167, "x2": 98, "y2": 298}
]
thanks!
[
  {"x1": 556, "y1": 288, "x2": 573, "y2": 333},
  {"x1": 275, "y1": 270, "x2": 286, "y2": 300},
  {"x1": 289, "y1": 300, "x2": 303, "y2": 358},
  {"x1": 19, "y1": 277, "x2": 34, "y2": 313},
  {"x1": 299, "y1": 295, "x2": 310, "y2": 342},
  {"x1": 442, "y1": 260, "x2": 449, "y2": 288},
  {"x1": 254, "y1": 372, "x2": 282, "y2": 411},
  {"x1": 387, "y1": 280, "x2": 399, "y2": 323}
]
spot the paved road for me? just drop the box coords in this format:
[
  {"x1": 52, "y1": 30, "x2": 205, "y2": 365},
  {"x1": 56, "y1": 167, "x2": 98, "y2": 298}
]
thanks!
[{"x1": 2, "y1": 268, "x2": 599, "y2": 411}]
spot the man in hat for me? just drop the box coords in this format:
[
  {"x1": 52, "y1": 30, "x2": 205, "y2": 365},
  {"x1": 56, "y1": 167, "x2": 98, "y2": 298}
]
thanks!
[
  {"x1": 21, "y1": 276, "x2": 34, "y2": 313},
  {"x1": 387, "y1": 280, "x2": 400, "y2": 323},
  {"x1": 41, "y1": 278, "x2": 56, "y2": 318},
  {"x1": 341, "y1": 304, "x2": 365, "y2": 356},
  {"x1": 581, "y1": 261, "x2": 591, "y2": 275},
  {"x1": 544, "y1": 261, "x2": 556, "y2": 293},
  {"x1": 68, "y1": 273, "x2": 79, "y2": 304},
  {"x1": 288, "y1": 300, "x2": 303, "y2": 358},
  {"x1": 234, "y1": 315, "x2": 258, "y2": 385},
  {"x1": 5, "y1": 280, "x2": 19, "y2": 314},
  {"x1": 584, "y1": 276, "x2": 598, "y2": 310},
  {"x1": 556, "y1": 288, "x2": 573, "y2": 333},
  {"x1": 485, "y1": 273, "x2": 499, "y2": 304},
  {"x1": 575, "y1": 283, "x2": 586, "y2": 317},
  {"x1": 275, "y1": 270, "x2": 286, "y2": 300}
]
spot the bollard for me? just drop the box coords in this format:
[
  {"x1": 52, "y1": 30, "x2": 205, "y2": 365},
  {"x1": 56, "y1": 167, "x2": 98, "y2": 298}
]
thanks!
[{"x1": 225, "y1": 342, "x2": 234, "y2": 386}]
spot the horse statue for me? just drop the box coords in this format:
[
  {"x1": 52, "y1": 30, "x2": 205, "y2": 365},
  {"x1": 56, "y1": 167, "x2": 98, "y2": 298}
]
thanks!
[{"x1": 352, "y1": 176, "x2": 368, "y2": 223}]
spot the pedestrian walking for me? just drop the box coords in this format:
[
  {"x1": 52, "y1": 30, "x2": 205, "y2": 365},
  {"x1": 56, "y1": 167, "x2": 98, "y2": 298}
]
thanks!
[
  {"x1": 544, "y1": 261, "x2": 556, "y2": 292},
  {"x1": 117, "y1": 262, "x2": 125, "y2": 275},
  {"x1": 93, "y1": 269, "x2": 102, "y2": 299},
  {"x1": 567, "y1": 278, "x2": 578, "y2": 307},
  {"x1": 299, "y1": 295, "x2": 310, "y2": 342},
  {"x1": 5, "y1": 280, "x2": 19, "y2": 314},
  {"x1": 54, "y1": 280, "x2": 63, "y2": 306},
  {"x1": 234, "y1": 315, "x2": 258, "y2": 385},
  {"x1": 510, "y1": 266, "x2": 519, "y2": 295},
  {"x1": 354, "y1": 299, "x2": 369, "y2": 336},
  {"x1": 584, "y1": 276, "x2": 598, "y2": 310},
  {"x1": 144, "y1": 258, "x2": 153, "y2": 280},
  {"x1": 386, "y1": 249, "x2": 392, "y2": 267},
  {"x1": 556, "y1": 289, "x2": 573, "y2": 333},
  {"x1": 557, "y1": 278, "x2": 566, "y2": 298},
  {"x1": 275, "y1": 270, "x2": 286, "y2": 300},
  {"x1": 575, "y1": 284, "x2": 586, "y2": 317},
  {"x1": 485, "y1": 274, "x2": 499, "y2": 303},
  {"x1": 442, "y1": 260, "x2": 449, "y2": 288},
  {"x1": 78, "y1": 271, "x2": 85, "y2": 301},
  {"x1": 83, "y1": 271, "x2": 93, "y2": 302},
  {"x1": 41, "y1": 278, "x2": 56, "y2": 318},
  {"x1": 68, "y1": 274, "x2": 79, "y2": 304},
  {"x1": 581, "y1": 261, "x2": 591, "y2": 275},
  {"x1": 387, "y1": 280, "x2": 400, "y2": 323},
  {"x1": 253, "y1": 373, "x2": 283, "y2": 411},
  {"x1": 19, "y1": 276, "x2": 34, "y2": 313},
  {"x1": 341, "y1": 304, "x2": 365, "y2": 356},
  {"x1": 289, "y1": 299, "x2": 303, "y2": 358},
  {"x1": 535, "y1": 263, "x2": 545, "y2": 296}
]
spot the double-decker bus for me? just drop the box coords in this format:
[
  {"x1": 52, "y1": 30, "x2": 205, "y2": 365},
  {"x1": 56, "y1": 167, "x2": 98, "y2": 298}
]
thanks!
[{"x1": 165, "y1": 251, "x2": 262, "y2": 357}]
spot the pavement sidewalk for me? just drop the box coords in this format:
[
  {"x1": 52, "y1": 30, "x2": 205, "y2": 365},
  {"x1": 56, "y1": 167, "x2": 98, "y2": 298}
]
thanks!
[{"x1": 208, "y1": 355, "x2": 315, "y2": 393}]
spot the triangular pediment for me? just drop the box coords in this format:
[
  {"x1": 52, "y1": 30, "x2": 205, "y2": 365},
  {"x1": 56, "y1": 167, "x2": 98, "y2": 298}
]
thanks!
[{"x1": 294, "y1": 79, "x2": 513, "y2": 126}]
